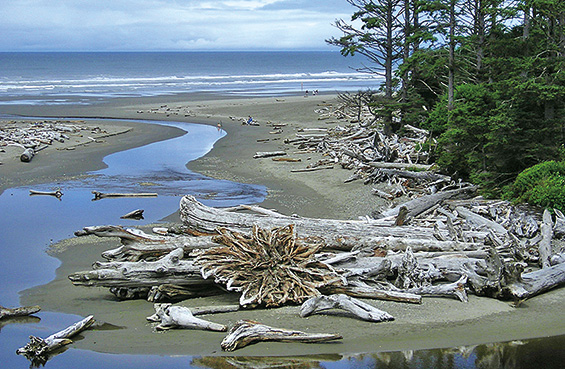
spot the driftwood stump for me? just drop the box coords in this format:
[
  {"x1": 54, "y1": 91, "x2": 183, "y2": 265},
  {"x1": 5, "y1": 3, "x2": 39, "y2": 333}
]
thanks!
[{"x1": 220, "y1": 320, "x2": 342, "y2": 352}]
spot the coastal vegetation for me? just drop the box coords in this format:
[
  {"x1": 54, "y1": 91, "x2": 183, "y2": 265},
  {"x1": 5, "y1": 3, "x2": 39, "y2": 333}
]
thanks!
[{"x1": 329, "y1": 0, "x2": 565, "y2": 204}]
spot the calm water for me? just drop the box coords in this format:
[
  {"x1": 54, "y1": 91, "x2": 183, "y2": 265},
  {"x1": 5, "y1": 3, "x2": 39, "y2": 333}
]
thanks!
[
  {"x1": 0, "y1": 51, "x2": 380, "y2": 104},
  {"x1": 0, "y1": 52, "x2": 563, "y2": 368}
]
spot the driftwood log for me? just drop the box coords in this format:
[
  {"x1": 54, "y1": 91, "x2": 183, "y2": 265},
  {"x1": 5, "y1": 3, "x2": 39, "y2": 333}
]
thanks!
[
  {"x1": 0, "y1": 305, "x2": 41, "y2": 320},
  {"x1": 16, "y1": 315, "x2": 94, "y2": 365},
  {"x1": 220, "y1": 320, "x2": 342, "y2": 352},
  {"x1": 20, "y1": 148, "x2": 35, "y2": 162},
  {"x1": 92, "y1": 191, "x2": 158, "y2": 200},
  {"x1": 300, "y1": 294, "x2": 394, "y2": 322},
  {"x1": 120, "y1": 209, "x2": 144, "y2": 220},
  {"x1": 29, "y1": 189, "x2": 63, "y2": 199},
  {"x1": 147, "y1": 304, "x2": 227, "y2": 331}
]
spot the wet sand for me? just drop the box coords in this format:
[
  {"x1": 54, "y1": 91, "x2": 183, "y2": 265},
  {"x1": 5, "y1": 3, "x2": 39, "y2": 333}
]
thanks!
[{"x1": 3, "y1": 93, "x2": 564, "y2": 357}]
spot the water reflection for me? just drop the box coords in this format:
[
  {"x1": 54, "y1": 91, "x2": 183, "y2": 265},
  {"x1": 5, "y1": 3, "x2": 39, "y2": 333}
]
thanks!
[{"x1": 191, "y1": 335, "x2": 565, "y2": 369}]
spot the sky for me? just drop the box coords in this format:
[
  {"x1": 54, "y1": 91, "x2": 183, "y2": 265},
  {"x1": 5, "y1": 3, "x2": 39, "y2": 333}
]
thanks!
[{"x1": 0, "y1": 0, "x2": 357, "y2": 52}]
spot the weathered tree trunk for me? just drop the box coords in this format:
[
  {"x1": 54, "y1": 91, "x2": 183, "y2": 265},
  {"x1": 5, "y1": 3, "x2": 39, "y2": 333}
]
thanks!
[
  {"x1": 180, "y1": 195, "x2": 440, "y2": 246},
  {"x1": 324, "y1": 285, "x2": 422, "y2": 304},
  {"x1": 504, "y1": 263, "x2": 565, "y2": 301},
  {"x1": 454, "y1": 206, "x2": 507, "y2": 235},
  {"x1": 220, "y1": 320, "x2": 342, "y2": 352},
  {"x1": 300, "y1": 294, "x2": 394, "y2": 322},
  {"x1": 253, "y1": 151, "x2": 287, "y2": 159}
]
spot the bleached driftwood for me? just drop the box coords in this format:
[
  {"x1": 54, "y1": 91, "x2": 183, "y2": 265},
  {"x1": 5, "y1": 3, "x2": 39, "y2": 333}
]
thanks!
[
  {"x1": 120, "y1": 209, "x2": 144, "y2": 220},
  {"x1": 0, "y1": 305, "x2": 41, "y2": 320},
  {"x1": 16, "y1": 315, "x2": 94, "y2": 364},
  {"x1": 91, "y1": 191, "x2": 158, "y2": 200},
  {"x1": 300, "y1": 294, "x2": 394, "y2": 322},
  {"x1": 220, "y1": 320, "x2": 342, "y2": 352},
  {"x1": 147, "y1": 304, "x2": 227, "y2": 331},
  {"x1": 75, "y1": 225, "x2": 167, "y2": 244},
  {"x1": 325, "y1": 285, "x2": 422, "y2": 304},
  {"x1": 20, "y1": 148, "x2": 35, "y2": 162},
  {"x1": 253, "y1": 151, "x2": 287, "y2": 159},
  {"x1": 379, "y1": 187, "x2": 477, "y2": 219},
  {"x1": 68, "y1": 248, "x2": 206, "y2": 288},
  {"x1": 539, "y1": 209, "x2": 554, "y2": 268},
  {"x1": 505, "y1": 262, "x2": 565, "y2": 301},
  {"x1": 180, "y1": 195, "x2": 442, "y2": 245},
  {"x1": 454, "y1": 206, "x2": 507, "y2": 235},
  {"x1": 29, "y1": 189, "x2": 63, "y2": 198}
]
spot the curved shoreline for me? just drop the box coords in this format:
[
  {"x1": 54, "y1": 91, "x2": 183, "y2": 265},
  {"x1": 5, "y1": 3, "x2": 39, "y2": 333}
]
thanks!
[{"x1": 4, "y1": 93, "x2": 565, "y2": 359}]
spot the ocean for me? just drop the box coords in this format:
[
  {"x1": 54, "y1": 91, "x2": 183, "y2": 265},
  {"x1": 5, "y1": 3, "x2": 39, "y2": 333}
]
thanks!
[{"x1": 0, "y1": 51, "x2": 380, "y2": 105}]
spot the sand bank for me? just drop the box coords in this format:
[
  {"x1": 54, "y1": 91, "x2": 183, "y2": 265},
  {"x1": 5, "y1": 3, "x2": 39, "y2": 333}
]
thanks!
[{"x1": 3, "y1": 93, "x2": 564, "y2": 357}]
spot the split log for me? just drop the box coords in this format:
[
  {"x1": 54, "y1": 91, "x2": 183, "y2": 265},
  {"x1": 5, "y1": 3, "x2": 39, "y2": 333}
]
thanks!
[
  {"x1": 220, "y1": 320, "x2": 342, "y2": 352},
  {"x1": 29, "y1": 189, "x2": 63, "y2": 198},
  {"x1": 68, "y1": 248, "x2": 207, "y2": 288},
  {"x1": 120, "y1": 209, "x2": 144, "y2": 220},
  {"x1": 253, "y1": 151, "x2": 287, "y2": 159},
  {"x1": 539, "y1": 209, "x2": 554, "y2": 268},
  {"x1": 91, "y1": 191, "x2": 158, "y2": 200},
  {"x1": 379, "y1": 186, "x2": 477, "y2": 219},
  {"x1": 20, "y1": 148, "x2": 35, "y2": 162},
  {"x1": 0, "y1": 305, "x2": 41, "y2": 320},
  {"x1": 16, "y1": 315, "x2": 94, "y2": 364},
  {"x1": 300, "y1": 294, "x2": 394, "y2": 322},
  {"x1": 147, "y1": 304, "x2": 227, "y2": 332}
]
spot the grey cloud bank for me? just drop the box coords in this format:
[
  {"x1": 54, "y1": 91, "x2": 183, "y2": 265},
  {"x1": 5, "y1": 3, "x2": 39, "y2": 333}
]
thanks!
[{"x1": 0, "y1": 0, "x2": 355, "y2": 51}]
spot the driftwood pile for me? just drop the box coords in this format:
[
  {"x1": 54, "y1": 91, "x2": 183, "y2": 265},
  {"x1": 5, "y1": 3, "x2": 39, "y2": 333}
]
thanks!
[{"x1": 66, "y1": 189, "x2": 565, "y2": 350}]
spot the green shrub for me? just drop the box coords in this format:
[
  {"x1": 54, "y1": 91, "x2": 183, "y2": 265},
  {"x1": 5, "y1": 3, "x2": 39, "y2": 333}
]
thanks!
[{"x1": 505, "y1": 161, "x2": 565, "y2": 211}]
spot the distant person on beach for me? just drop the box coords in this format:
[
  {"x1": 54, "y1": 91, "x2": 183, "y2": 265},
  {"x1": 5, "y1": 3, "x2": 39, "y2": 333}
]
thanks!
[
  {"x1": 304, "y1": 90, "x2": 309, "y2": 97},
  {"x1": 246, "y1": 116, "x2": 253, "y2": 125},
  {"x1": 217, "y1": 122, "x2": 222, "y2": 131}
]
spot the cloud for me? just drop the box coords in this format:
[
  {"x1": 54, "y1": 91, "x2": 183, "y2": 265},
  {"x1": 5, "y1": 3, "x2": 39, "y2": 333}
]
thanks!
[{"x1": 0, "y1": 0, "x2": 355, "y2": 51}]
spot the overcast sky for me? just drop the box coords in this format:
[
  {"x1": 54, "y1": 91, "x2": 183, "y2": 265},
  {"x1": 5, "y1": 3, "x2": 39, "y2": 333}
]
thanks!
[{"x1": 0, "y1": 0, "x2": 356, "y2": 51}]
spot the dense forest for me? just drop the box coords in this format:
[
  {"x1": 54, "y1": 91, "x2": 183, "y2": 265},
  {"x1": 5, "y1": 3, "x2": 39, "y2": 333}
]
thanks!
[{"x1": 329, "y1": 0, "x2": 565, "y2": 208}]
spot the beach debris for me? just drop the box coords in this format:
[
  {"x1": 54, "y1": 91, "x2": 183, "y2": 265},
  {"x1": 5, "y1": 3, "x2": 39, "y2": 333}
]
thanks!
[
  {"x1": 194, "y1": 224, "x2": 344, "y2": 308},
  {"x1": 220, "y1": 320, "x2": 342, "y2": 352},
  {"x1": 16, "y1": 315, "x2": 95, "y2": 366},
  {"x1": 147, "y1": 303, "x2": 227, "y2": 332},
  {"x1": 300, "y1": 294, "x2": 394, "y2": 322},
  {"x1": 0, "y1": 305, "x2": 41, "y2": 320},
  {"x1": 120, "y1": 209, "x2": 145, "y2": 220},
  {"x1": 29, "y1": 189, "x2": 63, "y2": 199},
  {"x1": 91, "y1": 191, "x2": 158, "y2": 200},
  {"x1": 20, "y1": 148, "x2": 35, "y2": 162},
  {"x1": 253, "y1": 151, "x2": 287, "y2": 159}
]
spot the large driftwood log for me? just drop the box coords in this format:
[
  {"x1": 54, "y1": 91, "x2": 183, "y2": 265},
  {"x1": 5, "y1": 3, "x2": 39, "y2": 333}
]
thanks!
[
  {"x1": 75, "y1": 225, "x2": 167, "y2": 244},
  {"x1": 253, "y1": 151, "x2": 287, "y2": 159},
  {"x1": 324, "y1": 285, "x2": 422, "y2": 304},
  {"x1": 147, "y1": 304, "x2": 227, "y2": 331},
  {"x1": 180, "y1": 195, "x2": 441, "y2": 246},
  {"x1": 16, "y1": 315, "x2": 94, "y2": 364},
  {"x1": 69, "y1": 248, "x2": 207, "y2": 288},
  {"x1": 300, "y1": 294, "x2": 394, "y2": 322},
  {"x1": 0, "y1": 305, "x2": 41, "y2": 320},
  {"x1": 220, "y1": 320, "x2": 342, "y2": 352}
]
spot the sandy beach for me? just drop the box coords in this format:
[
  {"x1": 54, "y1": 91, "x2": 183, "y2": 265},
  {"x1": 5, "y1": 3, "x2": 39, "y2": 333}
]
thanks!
[{"x1": 2, "y1": 94, "x2": 565, "y2": 358}]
